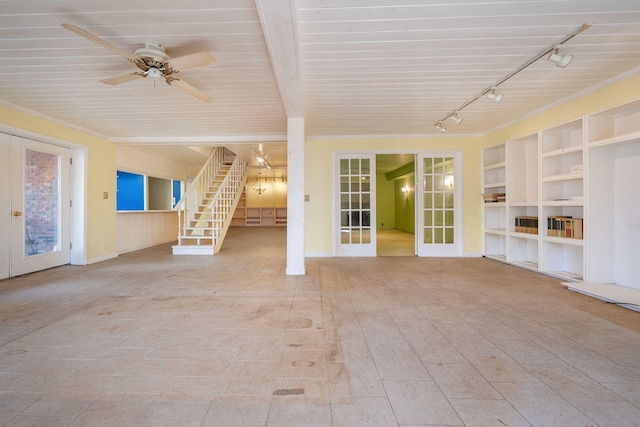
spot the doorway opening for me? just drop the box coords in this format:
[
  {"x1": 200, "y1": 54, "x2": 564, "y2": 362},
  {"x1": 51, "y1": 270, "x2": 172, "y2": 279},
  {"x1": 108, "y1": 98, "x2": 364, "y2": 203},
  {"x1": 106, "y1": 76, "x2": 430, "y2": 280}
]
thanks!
[{"x1": 376, "y1": 154, "x2": 416, "y2": 256}]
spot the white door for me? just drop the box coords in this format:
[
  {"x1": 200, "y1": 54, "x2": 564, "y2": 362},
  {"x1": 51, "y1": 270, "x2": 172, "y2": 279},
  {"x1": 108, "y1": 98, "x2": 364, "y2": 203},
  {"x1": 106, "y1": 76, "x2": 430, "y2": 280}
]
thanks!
[
  {"x1": 9, "y1": 136, "x2": 71, "y2": 276},
  {"x1": 335, "y1": 154, "x2": 376, "y2": 256},
  {"x1": 416, "y1": 153, "x2": 462, "y2": 257}
]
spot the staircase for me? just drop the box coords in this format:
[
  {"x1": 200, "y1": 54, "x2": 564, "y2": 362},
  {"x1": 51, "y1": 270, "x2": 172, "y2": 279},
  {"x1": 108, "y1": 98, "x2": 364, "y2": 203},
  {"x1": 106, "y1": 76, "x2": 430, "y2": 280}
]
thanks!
[{"x1": 172, "y1": 147, "x2": 248, "y2": 255}]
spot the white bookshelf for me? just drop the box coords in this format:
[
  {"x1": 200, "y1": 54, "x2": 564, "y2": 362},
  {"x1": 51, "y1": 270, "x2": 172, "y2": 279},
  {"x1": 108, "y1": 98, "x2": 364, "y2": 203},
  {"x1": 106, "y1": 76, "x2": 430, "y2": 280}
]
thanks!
[
  {"x1": 539, "y1": 119, "x2": 584, "y2": 280},
  {"x1": 482, "y1": 143, "x2": 507, "y2": 261},
  {"x1": 483, "y1": 119, "x2": 585, "y2": 281},
  {"x1": 507, "y1": 134, "x2": 540, "y2": 269},
  {"x1": 586, "y1": 99, "x2": 640, "y2": 290},
  {"x1": 483, "y1": 98, "x2": 640, "y2": 298}
]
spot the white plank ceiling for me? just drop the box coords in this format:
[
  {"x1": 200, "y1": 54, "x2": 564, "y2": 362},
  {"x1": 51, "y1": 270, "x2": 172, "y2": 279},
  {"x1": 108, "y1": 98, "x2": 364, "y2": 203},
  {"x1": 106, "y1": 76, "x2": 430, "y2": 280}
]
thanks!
[{"x1": 1, "y1": 0, "x2": 640, "y2": 167}]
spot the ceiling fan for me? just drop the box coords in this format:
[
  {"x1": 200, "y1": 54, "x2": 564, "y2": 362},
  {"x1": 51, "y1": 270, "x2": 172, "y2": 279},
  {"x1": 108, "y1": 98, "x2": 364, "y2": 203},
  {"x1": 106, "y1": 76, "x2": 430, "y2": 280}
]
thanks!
[{"x1": 61, "y1": 23, "x2": 216, "y2": 102}]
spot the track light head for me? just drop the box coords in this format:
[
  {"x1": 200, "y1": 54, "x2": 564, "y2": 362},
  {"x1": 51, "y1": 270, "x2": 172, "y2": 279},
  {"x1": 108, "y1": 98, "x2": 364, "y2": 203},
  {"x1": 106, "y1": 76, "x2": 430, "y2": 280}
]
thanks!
[
  {"x1": 449, "y1": 113, "x2": 463, "y2": 125},
  {"x1": 435, "y1": 122, "x2": 447, "y2": 133},
  {"x1": 487, "y1": 88, "x2": 503, "y2": 104},
  {"x1": 548, "y1": 49, "x2": 573, "y2": 68}
]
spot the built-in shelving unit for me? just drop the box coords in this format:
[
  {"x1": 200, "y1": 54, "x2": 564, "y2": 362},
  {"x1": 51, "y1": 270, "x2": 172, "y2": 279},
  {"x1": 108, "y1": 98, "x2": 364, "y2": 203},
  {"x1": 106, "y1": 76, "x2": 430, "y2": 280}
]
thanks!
[
  {"x1": 540, "y1": 119, "x2": 584, "y2": 280},
  {"x1": 507, "y1": 133, "x2": 539, "y2": 270},
  {"x1": 484, "y1": 99, "x2": 640, "y2": 293},
  {"x1": 230, "y1": 192, "x2": 246, "y2": 226},
  {"x1": 586, "y1": 99, "x2": 640, "y2": 290},
  {"x1": 482, "y1": 143, "x2": 507, "y2": 261},
  {"x1": 275, "y1": 207, "x2": 287, "y2": 225},
  {"x1": 234, "y1": 205, "x2": 287, "y2": 226}
]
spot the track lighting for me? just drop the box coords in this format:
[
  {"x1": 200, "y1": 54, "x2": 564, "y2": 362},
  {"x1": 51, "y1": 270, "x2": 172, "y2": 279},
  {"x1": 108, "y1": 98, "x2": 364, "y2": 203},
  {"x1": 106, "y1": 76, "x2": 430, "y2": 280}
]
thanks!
[
  {"x1": 435, "y1": 122, "x2": 447, "y2": 133},
  {"x1": 547, "y1": 48, "x2": 573, "y2": 68},
  {"x1": 254, "y1": 151, "x2": 271, "y2": 169},
  {"x1": 432, "y1": 23, "x2": 590, "y2": 133},
  {"x1": 449, "y1": 112, "x2": 463, "y2": 125},
  {"x1": 487, "y1": 88, "x2": 503, "y2": 104}
]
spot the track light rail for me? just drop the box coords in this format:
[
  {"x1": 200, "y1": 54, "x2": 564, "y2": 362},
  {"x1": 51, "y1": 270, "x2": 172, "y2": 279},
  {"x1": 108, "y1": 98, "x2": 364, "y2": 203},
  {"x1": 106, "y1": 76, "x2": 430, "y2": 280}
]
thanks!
[{"x1": 433, "y1": 23, "x2": 591, "y2": 132}]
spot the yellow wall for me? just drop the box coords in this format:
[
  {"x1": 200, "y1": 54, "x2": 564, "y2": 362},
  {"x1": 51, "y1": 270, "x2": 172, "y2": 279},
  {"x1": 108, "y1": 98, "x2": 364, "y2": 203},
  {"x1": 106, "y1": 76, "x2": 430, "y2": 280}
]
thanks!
[
  {"x1": 0, "y1": 105, "x2": 117, "y2": 262},
  {"x1": 304, "y1": 137, "x2": 483, "y2": 255},
  {"x1": 245, "y1": 175, "x2": 288, "y2": 207}
]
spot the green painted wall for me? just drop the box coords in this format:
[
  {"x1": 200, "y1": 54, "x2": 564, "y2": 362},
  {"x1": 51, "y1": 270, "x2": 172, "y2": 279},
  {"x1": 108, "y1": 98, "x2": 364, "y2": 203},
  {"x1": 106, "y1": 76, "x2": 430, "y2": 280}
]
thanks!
[
  {"x1": 376, "y1": 172, "x2": 395, "y2": 229},
  {"x1": 394, "y1": 177, "x2": 415, "y2": 234}
]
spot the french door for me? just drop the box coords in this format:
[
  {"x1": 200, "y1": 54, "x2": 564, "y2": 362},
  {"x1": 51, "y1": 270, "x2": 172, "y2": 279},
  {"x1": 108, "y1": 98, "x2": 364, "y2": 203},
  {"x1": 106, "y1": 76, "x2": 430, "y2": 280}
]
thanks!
[
  {"x1": 335, "y1": 154, "x2": 376, "y2": 256},
  {"x1": 416, "y1": 153, "x2": 462, "y2": 256},
  {"x1": 5, "y1": 135, "x2": 71, "y2": 277}
]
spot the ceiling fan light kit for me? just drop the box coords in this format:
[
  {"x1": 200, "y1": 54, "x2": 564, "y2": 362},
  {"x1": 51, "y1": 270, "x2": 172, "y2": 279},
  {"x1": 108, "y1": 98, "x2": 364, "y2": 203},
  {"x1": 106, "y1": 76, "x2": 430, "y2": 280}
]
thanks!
[
  {"x1": 433, "y1": 23, "x2": 590, "y2": 133},
  {"x1": 61, "y1": 23, "x2": 216, "y2": 102}
]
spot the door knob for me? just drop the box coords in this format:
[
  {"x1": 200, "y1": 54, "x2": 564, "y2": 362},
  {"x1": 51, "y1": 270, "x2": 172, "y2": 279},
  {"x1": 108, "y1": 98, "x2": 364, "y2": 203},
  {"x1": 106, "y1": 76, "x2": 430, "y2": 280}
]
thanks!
[{"x1": 12, "y1": 211, "x2": 22, "y2": 217}]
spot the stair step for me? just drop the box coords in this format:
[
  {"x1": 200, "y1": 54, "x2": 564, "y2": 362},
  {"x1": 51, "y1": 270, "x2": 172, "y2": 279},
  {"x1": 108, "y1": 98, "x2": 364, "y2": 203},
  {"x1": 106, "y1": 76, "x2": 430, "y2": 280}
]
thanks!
[
  {"x1": 172, "y1": 244, "x2": 214, "y2": 256},
  {"x1": 179, "y1": 236, "x2": 217, "y2": 243}
]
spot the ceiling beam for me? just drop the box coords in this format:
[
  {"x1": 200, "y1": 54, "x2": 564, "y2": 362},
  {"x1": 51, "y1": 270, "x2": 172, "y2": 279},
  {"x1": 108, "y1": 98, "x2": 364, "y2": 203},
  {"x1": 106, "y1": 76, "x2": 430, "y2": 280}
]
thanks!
[{"x1": 255, "y1": 0, "x2": 304, "y2": 118}]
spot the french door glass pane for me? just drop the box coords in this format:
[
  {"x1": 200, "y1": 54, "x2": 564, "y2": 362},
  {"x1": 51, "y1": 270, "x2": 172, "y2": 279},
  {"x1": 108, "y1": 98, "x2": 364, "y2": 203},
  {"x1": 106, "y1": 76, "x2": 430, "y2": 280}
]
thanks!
[
  {"x1": 24, "y1": 149, "x2": 60, "y2": 256},
  {"x1": 422, "y1": 157, "x2": 454, "y2": 245},
  {"x1": 339, "y1": 158, "x2": 371, "y2": 245}
]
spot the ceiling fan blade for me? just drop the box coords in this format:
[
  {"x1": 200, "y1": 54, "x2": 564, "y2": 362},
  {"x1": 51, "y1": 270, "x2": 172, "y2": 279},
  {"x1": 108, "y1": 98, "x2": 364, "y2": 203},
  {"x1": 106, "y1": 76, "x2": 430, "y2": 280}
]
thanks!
[
  {"x1": 61, "y1": 23, "x2": 139, "y2": 63},
  {"x1": 168, "y1": 78, "x2": 211, "y2": 102},
  {"x1": 168, "y1": 52, "x2": 217, "y2": 72},
  {"x1": 100, "y1": 72, "x2": 144, "y2": 85}
]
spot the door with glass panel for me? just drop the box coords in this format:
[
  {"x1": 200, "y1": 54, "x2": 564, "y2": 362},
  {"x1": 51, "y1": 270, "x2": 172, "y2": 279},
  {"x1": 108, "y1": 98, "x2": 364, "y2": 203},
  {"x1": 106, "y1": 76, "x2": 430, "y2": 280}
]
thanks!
[
  {"x1": 416, "y1": 153, "x2": 461, "y2": 256},
  {"x1": 335, "y1": 155, "x2": 376, "y2": 256},
  {"x1": 10, "y1": 136, "x2": 71, "y2": 276}
]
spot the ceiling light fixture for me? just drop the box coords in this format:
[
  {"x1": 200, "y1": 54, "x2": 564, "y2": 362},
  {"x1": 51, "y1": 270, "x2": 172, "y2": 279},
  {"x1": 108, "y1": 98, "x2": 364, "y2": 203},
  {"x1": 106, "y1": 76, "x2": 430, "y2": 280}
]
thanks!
[
  {"x1": 254, "y1": 151, "x2": 271, "y2": 169},
  {"x1": 432, "y1": 23, "x2": 590, "y2": 132},
  {"x1": 487, "y1": 88, "x2": 503, "y2": 104},
  {"x1": 435, "y1": 121, "x2": 447, "y2": 133},
  {"x1": 253, "y1": 172, "x2": 268, "y2": 195},
  {"x1": 547, "y1": 48, "x2": 573, "y2": 68},
  {"x1": 449, "y1": 112, "x2": 463, "y2": 125}
]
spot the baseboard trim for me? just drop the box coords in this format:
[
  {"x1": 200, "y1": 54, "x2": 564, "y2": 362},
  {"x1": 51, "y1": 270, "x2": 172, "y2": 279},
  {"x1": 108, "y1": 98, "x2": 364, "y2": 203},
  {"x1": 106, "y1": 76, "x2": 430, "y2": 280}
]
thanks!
[{"x1": 87, "y1": 252, "x2": 118, "y2": 264}]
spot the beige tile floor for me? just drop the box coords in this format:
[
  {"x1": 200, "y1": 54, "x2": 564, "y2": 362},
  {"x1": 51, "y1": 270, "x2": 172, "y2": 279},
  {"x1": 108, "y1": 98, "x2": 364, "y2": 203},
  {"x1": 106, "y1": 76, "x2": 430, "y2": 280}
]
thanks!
[{"x1": 1, "y1": 226, "x2": 640, "y2": 426}]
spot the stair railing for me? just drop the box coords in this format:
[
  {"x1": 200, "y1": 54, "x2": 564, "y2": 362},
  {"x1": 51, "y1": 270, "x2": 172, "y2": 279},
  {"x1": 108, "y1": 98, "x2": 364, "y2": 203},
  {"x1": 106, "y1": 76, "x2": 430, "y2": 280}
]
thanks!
[
  {"x1": 209, "y1": 156, "x2": 248, "y2": 252},
  {"x1": 175, "y1": 147, "x2": 224, "y2": 244}
]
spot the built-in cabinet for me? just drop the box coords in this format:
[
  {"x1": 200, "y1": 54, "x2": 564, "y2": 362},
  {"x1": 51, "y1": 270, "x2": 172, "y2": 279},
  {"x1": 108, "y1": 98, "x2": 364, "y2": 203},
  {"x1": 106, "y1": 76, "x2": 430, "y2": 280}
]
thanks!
[
  {"x1": 482, "y1": 144, "x2": 507, "y2": 260},
  {"x1": 586, "y1": 99, "x2": 640, "y2": 290},
  {"x1": 483, "y1": 99, "x2": 640, "y2": 291},
  {"x1": 231, "y1": 191, "x2": 287, "y2": 226}
]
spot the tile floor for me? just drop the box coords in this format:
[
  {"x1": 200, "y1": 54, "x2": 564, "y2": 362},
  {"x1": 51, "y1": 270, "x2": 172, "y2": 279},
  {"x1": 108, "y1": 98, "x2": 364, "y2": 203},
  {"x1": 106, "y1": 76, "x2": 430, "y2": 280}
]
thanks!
[{"x1": 1, "y1": 227, "x2": 640, "y2": 426}]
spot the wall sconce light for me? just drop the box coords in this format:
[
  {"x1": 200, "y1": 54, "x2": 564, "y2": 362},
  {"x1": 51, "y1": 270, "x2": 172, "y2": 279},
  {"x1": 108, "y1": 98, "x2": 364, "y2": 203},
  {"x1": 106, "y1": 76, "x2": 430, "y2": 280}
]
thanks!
[
  {"x1": 401, "y1": 185, "x2": 411, "y2": 194},
  {"x1": 444, "y1": 175, "x2": 454, "y2": 190}
]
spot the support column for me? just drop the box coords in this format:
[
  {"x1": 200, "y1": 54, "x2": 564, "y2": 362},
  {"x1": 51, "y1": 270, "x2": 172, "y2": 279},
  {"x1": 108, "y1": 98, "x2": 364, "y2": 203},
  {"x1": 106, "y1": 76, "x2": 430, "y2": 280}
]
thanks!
[{"x1": 286, "y1": 117, "x2": 305, "y2": 275}]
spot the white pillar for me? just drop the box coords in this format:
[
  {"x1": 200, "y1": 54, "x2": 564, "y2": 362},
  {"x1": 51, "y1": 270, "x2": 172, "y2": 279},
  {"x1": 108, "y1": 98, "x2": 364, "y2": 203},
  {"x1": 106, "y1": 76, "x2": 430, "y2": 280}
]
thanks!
[{"x1": 286, "y1": 117, "x2": 305, "y2": 275}]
